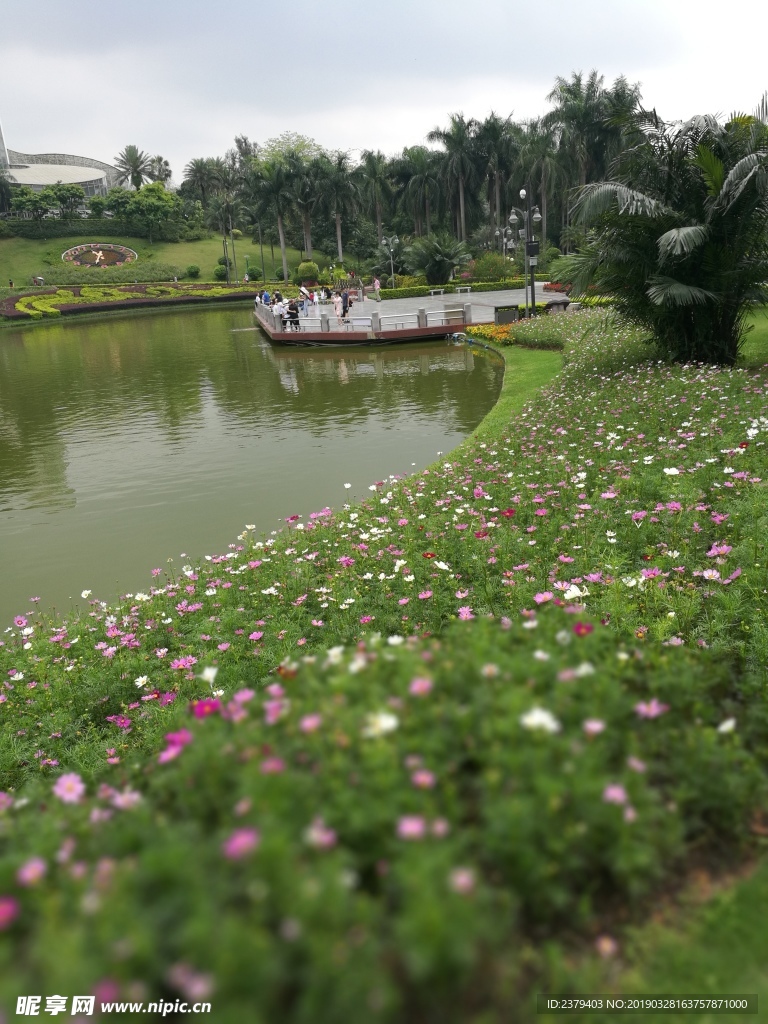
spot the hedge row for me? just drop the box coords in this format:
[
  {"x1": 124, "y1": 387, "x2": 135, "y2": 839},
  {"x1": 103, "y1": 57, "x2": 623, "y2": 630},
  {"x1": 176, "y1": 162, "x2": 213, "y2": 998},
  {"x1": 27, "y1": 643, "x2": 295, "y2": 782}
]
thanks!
[{"x1": 380, "y1": 277, "x2": 548, "y2": 300}]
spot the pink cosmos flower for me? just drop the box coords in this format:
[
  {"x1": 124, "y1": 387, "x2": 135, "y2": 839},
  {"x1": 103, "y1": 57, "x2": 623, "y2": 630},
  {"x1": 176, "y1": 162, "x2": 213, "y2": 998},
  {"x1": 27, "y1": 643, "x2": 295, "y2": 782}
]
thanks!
[
  {"x1": 409, "y1": 677, "x2": 433, "y2": 696},
  {"x1": 448, "y1": 868, "x2": 475, "y2": 894},
  {"x1": 17, "y1": 856, "x2": 46, "y2": 887},
  {"x1": 458, "y1": 606, "x2": 475, "y2": 620},
  {"x1": 603, "y1": 784, "x2": 628, "y2": 805},
  {"x1": 337, "y1": 556, "x2": 355, "y2": 567},
  {"x1": 534, "y1": 592, "x2": 553, "y2": 604},
  {"x1": 431, "y1": 818, "x2": 450, "y2": 837},
  {"x1": 300, "y1": 714, "x2": 322, "y2": 733},
  {"x1": 635, "y1": 698, "x2": 669, "y2": 719},
  {"x1": 111, "y1": 789, "x2": 142, "y2": 810},
  {"x1": 304, "y1": 817, "x2": 337, "y2": 849},
  {"x1": 397, "y1": 816, "x2": 426, "y2": 840},
  {"x1": 222, "y1": 827, "x2": 260, "y2": 860},
  {"x1": 13, "y1": 616, "x2": 27, "y2": 627},
  {"x1": 192, "y1": 698, "x2": 221, "y2": 719},
  {"x1": 249, "y1": 631, "x2": 264, "y2": 641},
  {"x1": 583, "y1": 719, "x2": 606, "y2": 736},
  {"x1": 573, "y1": 622, "x2": 594, "y2": 637},
  {"x1": 398, "y1": 598, "x2": 409, "y2": 605},
  {"x1": 595, "y1": 935, "x2": 618, "y2": 959},
  {"x1": 0, "y1": 896, "x2": 20, "y2": 930},
  {"x1": 217, "y1": 643, "x2": 230, "y2": 652},
  {"x1": 455, "y1": 589, "x2": 469, "y2": 598},
  {"x1": 534, "y1": 508, "x2": 549, "y2": 516},
  {"x1": 53, "y1": 772, "x2": 86, "y2": 805},
  {"x1": 418, "y1": 590, "x2": 433, "y2": 600},
  {"x1": 0, "y1": 793, "x2": 13, "y2": 812},
  {"x1": 398, "y1": 518, "x2": 409, "y2": 526},
  {"x1": 411, "y1": 770, "x2": 436, "y2": 789},
  {"x1": 706, "y1": 543, "x2": 732, "y2": 558},
  {"x1": 360, "y1": 615, "x2": 374, "y2": 624},
  {"x1": 627, "y1": 756, "x2": 647, "y2": 773}
]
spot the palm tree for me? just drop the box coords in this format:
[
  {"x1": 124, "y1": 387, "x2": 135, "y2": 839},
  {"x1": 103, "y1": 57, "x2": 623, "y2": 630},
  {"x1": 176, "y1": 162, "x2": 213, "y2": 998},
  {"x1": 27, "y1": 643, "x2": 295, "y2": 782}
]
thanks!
[
  {"x1": 286, "y1": 151, "x2": 324, "y2": 259},
  {"x1": 320, "y1": 152, "x2": 359, "y2": 262},
  {"x1": 182, "y1": 158, "x2": 217, "y2": 206},
  {"x1": 400, "y1": 146, "x2": 440, "y2": 236},
  {"x1": 114, "y1": 145, "x2": 153, "y2": 190},
  {"x1": 476, "y1": 112, "x2": 518, "y2": 231},
  {"x1": 358, "y1": 150, "x2": 393, "y2": 244},
  {"x1": 405, "y1": 234, "x2": 471, "y2": 285},
  {"x1": 554, "y1": 105, "x2": 768, "y2": 365},
  {"x1": 148, "y1": 156, "x2": 172, "y2": 183},
  {"x1": 515, "y1": 118, "x2": 563, "y2": 245},
  {"x1": 244, "y1": 159, "x2": 292, "y2": 283},
  {"x1": 427, "y1": 114, "x2": 479, "y2": 241}
]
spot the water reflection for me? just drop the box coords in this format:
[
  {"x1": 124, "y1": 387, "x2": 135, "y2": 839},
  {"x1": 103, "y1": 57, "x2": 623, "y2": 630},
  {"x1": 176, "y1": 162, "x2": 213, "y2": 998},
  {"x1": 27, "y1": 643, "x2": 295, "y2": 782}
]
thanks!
[{"x1": 0, "y1": 307, "x2": 502, "y2": 621}]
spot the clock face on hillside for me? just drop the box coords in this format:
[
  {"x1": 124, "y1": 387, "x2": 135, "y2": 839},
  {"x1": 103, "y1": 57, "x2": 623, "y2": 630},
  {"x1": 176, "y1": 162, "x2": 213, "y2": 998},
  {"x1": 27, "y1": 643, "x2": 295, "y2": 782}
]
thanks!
[{"x1": 61, "y1": 243, "x2": 138, "y2": 267}]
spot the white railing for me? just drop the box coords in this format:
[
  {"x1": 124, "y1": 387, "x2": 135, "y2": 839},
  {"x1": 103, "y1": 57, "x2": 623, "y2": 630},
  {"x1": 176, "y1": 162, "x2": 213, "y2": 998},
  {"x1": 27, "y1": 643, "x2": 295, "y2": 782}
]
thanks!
[
  {"x1": 426, "y1": 308, "x2": 465, "y2": 326},
  {"x1": 379, "y1": 312, "x2": 419, "y2": 330}
]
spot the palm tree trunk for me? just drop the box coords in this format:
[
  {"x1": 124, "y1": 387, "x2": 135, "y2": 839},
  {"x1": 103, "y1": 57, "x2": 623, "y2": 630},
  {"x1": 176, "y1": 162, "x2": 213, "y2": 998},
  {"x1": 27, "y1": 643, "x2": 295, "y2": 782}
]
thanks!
[
  {"x1": 541, "y1": 167, "x2": 548, "y2": 245},
  {"x1": 303, "y1": 212, "x2": 313, "y2": 259},
  {"x1": 277, "y1": 212, "x2": 289, "y2": 284},
  {"x1": 425, "y1": 195, "x2": 431, "y2": 235},
  {"x1": 376, "y1": 201, "x2": 382, "y2": 244},
  {"x1": 495, "y1": 171, "x2": 501, "y2": 230},
  {"x1": 335, "y1": 211, "x2": 343, "y2": 262},
  {"x1": 459, "y1": 175, "x2": 466, "y2": 241}
]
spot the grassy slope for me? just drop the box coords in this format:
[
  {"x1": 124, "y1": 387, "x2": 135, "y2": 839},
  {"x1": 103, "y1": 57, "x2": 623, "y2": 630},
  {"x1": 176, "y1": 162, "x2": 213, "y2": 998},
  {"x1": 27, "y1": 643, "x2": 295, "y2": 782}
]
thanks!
[{"x1": 0, "y1": 233, "x2": 319, "y2": 288}]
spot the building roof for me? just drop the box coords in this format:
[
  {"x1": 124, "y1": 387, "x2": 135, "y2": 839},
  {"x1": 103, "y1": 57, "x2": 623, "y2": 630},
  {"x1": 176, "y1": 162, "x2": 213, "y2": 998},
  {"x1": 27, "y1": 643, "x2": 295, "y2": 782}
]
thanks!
[{"x1": 6, "y1": 163, "x2": 109, "y2": 186}]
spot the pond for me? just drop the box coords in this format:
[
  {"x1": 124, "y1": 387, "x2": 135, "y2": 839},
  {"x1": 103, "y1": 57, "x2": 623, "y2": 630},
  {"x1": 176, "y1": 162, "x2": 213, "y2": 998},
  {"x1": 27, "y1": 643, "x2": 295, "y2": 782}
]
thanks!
[{"x1": 0, "y1": 306, "x2": 504, "y2": 624}]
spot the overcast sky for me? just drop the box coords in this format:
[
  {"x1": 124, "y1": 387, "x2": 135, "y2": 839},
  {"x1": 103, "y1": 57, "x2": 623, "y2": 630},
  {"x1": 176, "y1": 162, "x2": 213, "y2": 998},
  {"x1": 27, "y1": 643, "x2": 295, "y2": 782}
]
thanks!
[{"x1": 1, "y1": 0, "x2": 765, "y2": 181}]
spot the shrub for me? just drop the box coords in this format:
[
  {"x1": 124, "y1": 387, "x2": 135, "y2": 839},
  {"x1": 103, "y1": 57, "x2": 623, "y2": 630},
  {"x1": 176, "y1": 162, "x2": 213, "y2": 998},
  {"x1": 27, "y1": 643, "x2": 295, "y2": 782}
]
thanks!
[
  {"x1": 217, "y1": 255, "x2": 232, "y2": 267},
  {"x1": 470, "y1": 252, "x2": 511, "y2": 282},
  {"x1": 296, "y1": 260, "x2": 319, "y2": 282},
  {"x1": 186, "y1": 265, "x2": 201, "y2": 279},
  {"x1": 213, "y1": 264, "x2": 229, "y2": 281},
  {"x1": 31, "y1": 262, "x2": 181, "y2": 286},
  {"x1": 231, "y1": 228, "x2": 243, "y2": 239}
]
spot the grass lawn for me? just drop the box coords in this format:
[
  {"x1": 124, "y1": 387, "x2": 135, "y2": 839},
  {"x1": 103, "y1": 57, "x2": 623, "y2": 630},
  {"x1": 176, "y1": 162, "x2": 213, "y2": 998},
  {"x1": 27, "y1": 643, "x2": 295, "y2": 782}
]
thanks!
[{"x1": 0, "y1": 232, "x2": 325, "y2": 289}]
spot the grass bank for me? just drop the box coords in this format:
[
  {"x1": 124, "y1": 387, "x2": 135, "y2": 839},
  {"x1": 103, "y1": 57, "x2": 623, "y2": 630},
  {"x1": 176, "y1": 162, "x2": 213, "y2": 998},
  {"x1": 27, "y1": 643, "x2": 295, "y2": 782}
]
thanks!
[{"x1": 2, "y1": 311, "x2": 768, "y2": 1021}]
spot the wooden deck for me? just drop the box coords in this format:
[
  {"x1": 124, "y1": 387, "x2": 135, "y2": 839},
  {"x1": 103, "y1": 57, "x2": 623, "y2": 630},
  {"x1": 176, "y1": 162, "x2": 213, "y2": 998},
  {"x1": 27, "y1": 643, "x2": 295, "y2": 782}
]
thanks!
[{"x1": 253, "y1": 302, "x2": 473, "y2": 346}]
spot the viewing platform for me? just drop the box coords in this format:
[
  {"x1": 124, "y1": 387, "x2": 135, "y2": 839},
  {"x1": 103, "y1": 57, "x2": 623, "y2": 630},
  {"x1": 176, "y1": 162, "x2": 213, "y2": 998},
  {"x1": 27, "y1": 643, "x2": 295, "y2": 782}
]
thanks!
[{"x1": 254, "y1": 301, "x2": 473, "y2": 346}]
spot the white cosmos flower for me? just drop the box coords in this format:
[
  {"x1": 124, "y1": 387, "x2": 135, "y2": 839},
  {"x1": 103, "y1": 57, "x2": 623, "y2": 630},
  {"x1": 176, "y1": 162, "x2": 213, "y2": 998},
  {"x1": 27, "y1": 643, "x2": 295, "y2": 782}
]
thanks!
[
  {"x1": 361, "y1": 711, "x2": 399, "y2": 738},
  {"x1": 717, "y1": 718, "x2": 736, "y2": 733},
  {"x1": 434, "y1": 561, "x2": 451, "y2": 571},
  {"x1": 200, "y1": 667, "x2": 218, "y2": 684},
  {"x1": 134, "y1": 676, "x2": 149, "y2": 688},
  {"x1": 520, "y1": 707, "x2": 561, "y2": 734},
  {"x1": 663, "y1": 468, "x2": 680, "y2": 476},
  {"x1": 81, "y1": 590, "x2": 92, "y2": 599}
]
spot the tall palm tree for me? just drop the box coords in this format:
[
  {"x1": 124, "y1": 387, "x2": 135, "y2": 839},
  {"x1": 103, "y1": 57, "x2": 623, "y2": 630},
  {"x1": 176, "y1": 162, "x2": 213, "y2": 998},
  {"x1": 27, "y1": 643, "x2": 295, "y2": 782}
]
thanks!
[
  {"x1": 555, "y1": 106, "x2": 768, "y2": 365},
  {"x1": 476, "y1": 112, "x2": 518, "y2": 231},
  {"x1": 244, "y1": 159, "x2": 292, "y2": 283},
  {"x1": 515, "y1": 118, "x2": 563, "y2": 245},
  {"x1": 358, "y1": 150, "x2": 393, "y2": 244},
  {"x1": 182, "y1": 158, "x2": 217, "y2": 207},
  {"x1": 286, "y1": 151, "x2": 324, "y2": 259},
  {"x1": 148, "y1": 156, "x2": 172, "y2": 183},
  {"x1": 400, "y1": 146, "x2": 440, "y2": 235},
  {"x1": 114, "y1": 145, "x2": 153, "y2": 190},
  {"x1": 427, "y1": 114, "x2": 479, "y2": 241},
  {"x1": 320, "y1": 153, "x2": 359, "y2": 262}
]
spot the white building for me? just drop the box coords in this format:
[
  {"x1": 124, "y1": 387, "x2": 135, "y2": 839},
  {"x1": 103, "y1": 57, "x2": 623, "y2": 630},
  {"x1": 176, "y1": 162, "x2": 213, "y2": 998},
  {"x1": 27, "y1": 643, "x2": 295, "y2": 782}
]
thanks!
[{"x1": 0, "y1": 118, "x2": 119, "y2": 197}]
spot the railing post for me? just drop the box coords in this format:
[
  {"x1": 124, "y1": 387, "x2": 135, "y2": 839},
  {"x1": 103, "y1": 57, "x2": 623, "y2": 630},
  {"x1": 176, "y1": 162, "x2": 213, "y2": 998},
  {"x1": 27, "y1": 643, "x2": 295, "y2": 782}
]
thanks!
[
  {"x1": 320, "y1": 313, "x2": 330, "y2": 333},
  {"x1": 417, "y1": 307, "x2": 427, "y2": 328},
  {"x1": 463, "y1": 303, "x2": 472, "y2": 325},
  {"x1": 371, "y1": 311, "x2": 381, "y2": 332}
]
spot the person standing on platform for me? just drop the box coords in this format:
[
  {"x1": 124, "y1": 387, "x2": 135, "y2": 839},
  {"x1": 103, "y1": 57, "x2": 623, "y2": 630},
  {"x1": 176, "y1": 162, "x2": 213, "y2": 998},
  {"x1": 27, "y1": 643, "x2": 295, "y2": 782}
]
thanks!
[{"x1": 373, "y1": 276, "x2": 381, "y2": 301}]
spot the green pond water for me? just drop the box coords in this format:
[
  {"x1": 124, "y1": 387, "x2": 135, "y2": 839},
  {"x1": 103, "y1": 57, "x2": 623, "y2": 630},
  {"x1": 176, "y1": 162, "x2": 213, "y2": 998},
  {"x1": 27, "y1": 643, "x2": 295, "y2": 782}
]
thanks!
[{"x1": 0, "y1": 306, "x2": 504, "y2": 625}]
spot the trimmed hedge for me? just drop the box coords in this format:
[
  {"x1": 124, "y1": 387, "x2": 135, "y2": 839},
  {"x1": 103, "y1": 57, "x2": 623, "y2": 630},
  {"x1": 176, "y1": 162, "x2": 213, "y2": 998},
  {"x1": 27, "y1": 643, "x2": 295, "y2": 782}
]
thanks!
[{"x1": 380, "y1": 277, "x2": 549, "y2": 300}]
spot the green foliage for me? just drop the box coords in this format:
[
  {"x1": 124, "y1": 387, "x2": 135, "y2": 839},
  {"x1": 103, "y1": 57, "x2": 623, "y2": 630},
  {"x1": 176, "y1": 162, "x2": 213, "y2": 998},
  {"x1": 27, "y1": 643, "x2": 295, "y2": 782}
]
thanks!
[
  {"x1": 186, "y1": 264, "x2": 201, "y2": 278},
  {"x1": 213, "y1": 264, "x2": 228, "y2": 280},
  {"x1": 470, "y1": 251, "x2": 512, "y2": 282},
  {"x1": 27, "y1": 262, "x2": 181, "y2": 286},
  {"x1": 296, "y1": 260, "x2": 320, "y2": 281},
  {"x1": 556, "y1": 108, "x2": 768, "y2": 364},
  {"x1": 405, "y1": 234, "x2": 472, "y2": 284}
]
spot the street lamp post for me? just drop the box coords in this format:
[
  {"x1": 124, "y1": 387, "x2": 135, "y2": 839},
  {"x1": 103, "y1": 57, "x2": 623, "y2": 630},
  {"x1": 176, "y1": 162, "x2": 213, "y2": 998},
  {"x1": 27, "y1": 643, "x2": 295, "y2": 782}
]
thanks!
[
  {"x1": 381, "y1": 235, "x2": 399, "y2": 289},
  {"x1": 518, "y1": 187, "x2": 542, "y2": 318}
]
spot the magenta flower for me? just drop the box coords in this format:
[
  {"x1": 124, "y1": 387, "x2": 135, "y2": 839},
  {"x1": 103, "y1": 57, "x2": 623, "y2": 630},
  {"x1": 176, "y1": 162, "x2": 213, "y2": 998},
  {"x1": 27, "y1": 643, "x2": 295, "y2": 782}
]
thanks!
[
  {"x1": 105, "y1": 715, "x2": 132, "y2": 730},
  {"x1": 706, "y1": 543, "x2": 732, "y2": 558},
  {"x1": 635, "y1": 698, "x2": 669, "y2": 719},
  {"x1": 411, "y1": 770, "x2": 436, "y2": 789},
  {"x1": 359, "y1": 615, "x2": 374, "y2": 624},
  {"x1": 337, "y1": 556, "x2": 355, "y2": 567},
  {"x1": 192, "y1": 698, "x2": 221, "y2": 719},
  {"x1": 304, "y1": 818, "x2": 337, "y2": 849},
  {"x1": 17, "y1": 856, "x2": 46, "y2": 887},
  {"x1": 409, "y1": 677, "x2": 433, "y2": 696},
  {"x1": 583, "y1": 719, "x2": 606, "y2": 736},
  {"x1": 572, "y1": 622, "x2": 594, "y2": 637},
  {"x1": 249, "y1": 631, "x2": 264, "y2": 641},
  {"x1": 13, "y1": 616, "x2": 27, "y2": 627},
  {"x1": 397, "y1": 816, "x2": 426, "y2": 840},
  {"x1": 418, "y1": 590, "x2": 433, "y2": 600},
  {"x1": 300, "y1": 714, "x2": 322, "y2": 733},
  {"x1": 165, "y1": 728, "x2": 193, "y2": 748},
  {"x1": 0, "y1": 792, "x2": 13, "y2": 812},
  {"x1": 170, "y1": 656, "x2": 197, "y2": 670},
  {"x1": 0, "y1": 896, "x2": 20, "y2": 930},
  {"x1": 260, "y1": 757, "x2": 285, "y2": 774},
  {"x1": 222, "y1": 828, "x2": 260, "y2": 860},
  {"x1": 533, "y1": 592, "x2": 553, "y2": 604},
  {"x1": 448, "y1": 868, "x2": 476, "y2": 894},
  {"x1": 457, "y1": 606, "x2": 475, "y2": 620},
  {"x1": 431, "y1": 818, "x2": 450, "y2": 837},
  {"x1": 602, "y1": 784, "x2": 628, "y2": 805},
  {"x1": 53, "y1": 772, "x2": 86, "y2": 805}
]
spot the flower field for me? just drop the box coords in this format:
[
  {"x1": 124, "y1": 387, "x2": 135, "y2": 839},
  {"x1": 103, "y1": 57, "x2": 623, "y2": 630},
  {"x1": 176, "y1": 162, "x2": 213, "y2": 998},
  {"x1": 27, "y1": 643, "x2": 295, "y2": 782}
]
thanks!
[{"x1": 2, "y1": 309, "x2": 768, "y2": 1021}]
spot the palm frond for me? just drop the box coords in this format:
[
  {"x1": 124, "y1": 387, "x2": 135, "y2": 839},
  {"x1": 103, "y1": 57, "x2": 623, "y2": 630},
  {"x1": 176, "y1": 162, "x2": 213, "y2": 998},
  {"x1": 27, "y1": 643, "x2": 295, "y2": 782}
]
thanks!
[
  {"x1": 693, "y1": 145, "x2": 725, "y2": 197},
  {"x1": 572, "y1": 181, "x2": 670, "y2": 224},
  {"x1": 656, "y1": 225, "x2": 709, "y2": 263},
  {"x1": 646, "y1": 276, "x2": 717, "y2": 307}
]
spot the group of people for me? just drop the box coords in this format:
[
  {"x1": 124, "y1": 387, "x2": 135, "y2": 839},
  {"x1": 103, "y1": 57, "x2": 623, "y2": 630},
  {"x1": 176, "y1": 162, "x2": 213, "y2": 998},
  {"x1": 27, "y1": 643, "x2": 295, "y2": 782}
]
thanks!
[{"x1": 254, "y1": 285, "x2": 359, "y2": 329}]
